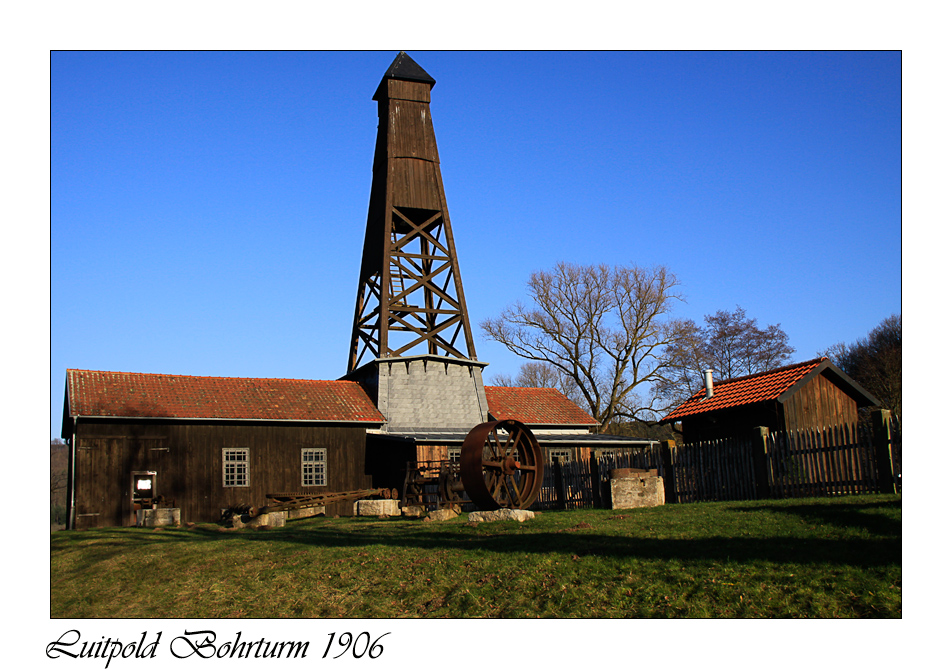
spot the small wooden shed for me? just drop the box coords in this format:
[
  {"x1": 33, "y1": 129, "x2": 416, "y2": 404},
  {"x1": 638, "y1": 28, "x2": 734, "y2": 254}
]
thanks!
[{"x1": 661, "y1": 358, "x2": 880, "y2": 443}]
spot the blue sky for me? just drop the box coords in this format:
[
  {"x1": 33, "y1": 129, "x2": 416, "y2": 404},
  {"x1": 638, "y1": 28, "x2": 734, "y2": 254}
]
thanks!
[{"x1": 50, "y1": 51, "x2": 901, "y2": 438}]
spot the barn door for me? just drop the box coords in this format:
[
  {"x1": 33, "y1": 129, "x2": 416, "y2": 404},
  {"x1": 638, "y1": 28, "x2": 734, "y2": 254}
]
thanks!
[{"x1": 131, "y1": 471, "x2": 157, "y2": 525}]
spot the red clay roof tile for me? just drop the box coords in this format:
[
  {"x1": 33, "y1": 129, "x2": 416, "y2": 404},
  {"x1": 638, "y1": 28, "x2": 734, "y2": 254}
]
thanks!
[
  {"x1": 485, "y1": 386, "x2": 598, "y2": 426},
  {"x1": 65, "y1": 369, "x2": 385, "y2": 423},
  {"x1": 662, "y1": 358, "x2": 826, "y2": 422}
]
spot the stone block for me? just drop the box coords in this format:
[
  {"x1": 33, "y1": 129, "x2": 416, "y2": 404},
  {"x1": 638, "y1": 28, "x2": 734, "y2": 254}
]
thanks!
[
  {"x1": 610, "y1": 474, "x2": 665, "y2": 509},
  {"x1": 136, "y1": 508, "x2": 181, "y2": 527},
  {"x1": 354, "y1": 499, "x2": 401, "y2": 516},
  {"x1": 227, "y1": 511, "x2": 287, "y2": 529},
  {"x1": 467, "y1": 509, "x2": 535, "y2": 523},
  {"x1": 286, "y1": 506, "x2": 325, "y2": 520},
  {"x1": 425, "y1": 508, "x2": 459, "y2": 522}
]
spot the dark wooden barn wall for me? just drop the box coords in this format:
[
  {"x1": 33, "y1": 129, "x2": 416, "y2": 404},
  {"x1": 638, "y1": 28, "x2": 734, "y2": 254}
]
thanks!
[
  {"x1": 680, "y1": 403, "x2": 783, "y2": 444},
  {"x1": 782, "y1": 373, "x2": 859, "y2": 432},
  {"x1": 70, "y1": 421, "x2": 371, "y2": 528}
]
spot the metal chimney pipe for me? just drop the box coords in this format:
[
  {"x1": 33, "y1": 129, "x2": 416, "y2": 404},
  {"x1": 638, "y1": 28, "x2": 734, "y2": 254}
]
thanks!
[{"x1": 704, "y1": 369, "x2": 714, "y2": 399}]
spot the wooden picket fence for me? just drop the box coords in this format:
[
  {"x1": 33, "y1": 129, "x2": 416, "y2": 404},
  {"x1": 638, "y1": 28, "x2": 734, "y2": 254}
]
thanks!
[
  {"x1": 669, "y1": 435, "x2": 758, "y2": 503},
  {"x1": 533, "y1": 449, "x2": 663, "y2": 511},
  {"x1": 533, "y1": 412, "x2": 900, "y2": 509},
  {"x1": 765, "y1": 417, "x2": 901, "y2": 497}
]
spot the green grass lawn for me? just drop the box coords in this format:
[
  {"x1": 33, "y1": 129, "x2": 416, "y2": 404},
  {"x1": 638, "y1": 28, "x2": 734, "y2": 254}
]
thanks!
[{"x1": 50, "y1": 494, "x2": 900, "y2": 618}]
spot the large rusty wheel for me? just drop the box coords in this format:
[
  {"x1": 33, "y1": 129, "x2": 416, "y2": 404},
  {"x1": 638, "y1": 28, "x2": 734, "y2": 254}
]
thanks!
[{"x1": 460, "y1": 420, "x2": 543, "y2": 510}]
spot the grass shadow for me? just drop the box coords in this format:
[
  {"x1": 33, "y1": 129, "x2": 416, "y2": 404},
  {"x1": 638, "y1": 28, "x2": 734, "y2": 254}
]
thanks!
[{"x1": 727, "y1": 499, "x2": 901, "y2": 536}]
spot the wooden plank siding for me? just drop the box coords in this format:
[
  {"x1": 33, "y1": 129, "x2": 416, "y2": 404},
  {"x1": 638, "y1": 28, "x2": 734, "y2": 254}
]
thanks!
[
  {"x1": 70, "y1": 420, "x2": 371, "y2": 528},
  {"x1": 386, "y1": 79, "x2": 442, "y2": 212},
  {"x1": 782, "y1": 373, "x2": 859, "y2": 433}
]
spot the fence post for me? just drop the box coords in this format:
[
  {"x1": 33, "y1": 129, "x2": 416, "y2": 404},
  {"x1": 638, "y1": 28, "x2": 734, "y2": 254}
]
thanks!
[
  {"x1": 553, "y1": 458, "x2": 567, "y2": 510},
  {"x1": 751, "y1": 426, "x2": 771, "y2": 499},
  {"x1": 589, "y1": 452, "x2": 603, "y2": 509},
  {"x1": 872, "y1": 409, "x2": 896, "y2": 494},
  {"x1": 661, "y1": 440, "x2": 678, "y2": 504}
]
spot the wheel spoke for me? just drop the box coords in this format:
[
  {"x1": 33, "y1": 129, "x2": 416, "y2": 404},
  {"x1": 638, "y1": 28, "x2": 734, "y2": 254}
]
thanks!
[
  {"x1": 500, "y1": 475, "x2": 517, "y2": 506},
  {"x1": 503, "y1": 430, "x2": 516, "y2": 457},
  {"x1": 490, "y1": 472, "x2": 505, "y2": 499},
  {"x1": 490, "y1": 432, "x2": 503, "y2": 458}
]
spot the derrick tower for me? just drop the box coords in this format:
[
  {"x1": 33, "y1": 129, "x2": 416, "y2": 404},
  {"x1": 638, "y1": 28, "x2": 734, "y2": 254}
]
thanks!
[
  {"x1": 348, "y1": 52, "x2": 477, "y2": 372},
  {"x1": 345, "y1": 52, "x2": 488, "y2": 434}
]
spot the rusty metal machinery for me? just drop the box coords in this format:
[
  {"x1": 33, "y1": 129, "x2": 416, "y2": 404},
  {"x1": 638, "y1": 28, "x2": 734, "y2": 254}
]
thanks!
[
  {"x1": 438, "y1": 462, "x2": 465, "y2": 505},
  {"x1": 460, "y1": 419, "x2": 543, "y2": 510},
  {"x1": 402, "y1": 461, "x2": 451, "y2": 509},
  {"x1": 227, "y1": 488, "x2": 398, "y2": 520}
]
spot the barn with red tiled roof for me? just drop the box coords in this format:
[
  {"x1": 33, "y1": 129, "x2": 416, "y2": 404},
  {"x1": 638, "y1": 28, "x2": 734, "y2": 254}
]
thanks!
[
  {"x1": 62, "y1": 369, "x2": 386, "y2": 526},
  {"x1": 661, "y1": 358, "x2": 880, "y2": 442},
  {"x1": 484, "y1": 386, "x2": 599, "y2": 428},
  {"x1": 64, "y1": 369, "x2": 385, "y2": 425}
]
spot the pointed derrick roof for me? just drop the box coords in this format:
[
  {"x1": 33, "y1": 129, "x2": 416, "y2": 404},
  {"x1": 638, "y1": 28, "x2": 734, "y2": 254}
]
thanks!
[
  {"x1": 381, "y1": 51, "x2": 436, "y2": 86},
  {"x1": 661, "y1": 357, "x2": 880, "y2": 423}
]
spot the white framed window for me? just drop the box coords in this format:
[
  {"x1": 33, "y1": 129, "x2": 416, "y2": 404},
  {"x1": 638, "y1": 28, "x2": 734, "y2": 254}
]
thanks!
[
  {"x1": 549, "y1": 448, "x2": 572, "y2": 463},
  {"x1": 448, "y1": 447, "x2": 462, "y2": 463},
  {"x1": 223, "y1": 448, "x2": 249, "y2": 487},
  {"x1": 302, "y1": 448, "x2": 327, "y2": 487}
]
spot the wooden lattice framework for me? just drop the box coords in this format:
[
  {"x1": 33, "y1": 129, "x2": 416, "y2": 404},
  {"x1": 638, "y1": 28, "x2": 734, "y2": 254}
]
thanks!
[{"x1": 348, "y1": 52, "x2": 477, "y2": 372}]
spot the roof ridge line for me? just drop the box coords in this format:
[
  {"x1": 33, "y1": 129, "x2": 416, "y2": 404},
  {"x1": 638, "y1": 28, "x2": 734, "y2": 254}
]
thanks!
[
  {"x1": 67, "y1": 369, "x2": 359, "y2": 384},
  {"x1": 711, "y1": 357, "x2": 826, "y2": 386}
]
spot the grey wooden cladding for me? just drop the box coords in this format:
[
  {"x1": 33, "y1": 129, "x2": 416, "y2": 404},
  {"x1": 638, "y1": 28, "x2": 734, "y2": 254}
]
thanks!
[{"x1": 69, "y1": 420, "x2": 370, "y2": 528}]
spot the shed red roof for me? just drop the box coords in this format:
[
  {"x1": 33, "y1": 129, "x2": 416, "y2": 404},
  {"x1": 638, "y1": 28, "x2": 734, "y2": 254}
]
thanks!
[
  {"x1": 663, "y1": 358, "x2": 827, "y2": 422},
  {"x1": 65, "y1": 369, "x2": 385, "y2": 424},
  {"x1": 485, "y1": 386, "x2": 598, "y2": 426}
]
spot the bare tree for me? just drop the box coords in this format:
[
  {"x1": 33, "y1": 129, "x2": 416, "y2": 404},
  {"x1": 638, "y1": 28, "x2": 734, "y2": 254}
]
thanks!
[
  {"x1": 51, "y1": 438, "x2": 68, "y2": 506},
  {"x1": 481, "y1": 262, "x2": 692, "y2": 431},
  {"x1": 489, "y1": 361, "x2": 581, "y2": 404},
  {"x1": 822, "y1": 313, "x2": 901, "y2": 420},
  {"x1": 487, "y1": 372, "x2": 516, "y2": 387},
  {"x1": 661, "y1": 306, "x2": 795, "y2": 405},
  {"x1": 513, "y1": 361, "x2": 564, "y2": 389}
]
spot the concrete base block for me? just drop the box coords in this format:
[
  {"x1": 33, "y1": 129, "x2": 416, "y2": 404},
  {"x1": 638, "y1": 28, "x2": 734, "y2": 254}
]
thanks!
[
  {"x1": 402, "y1": 505, "x2": 426, "y2": 517},
  {"x1": 354, "y1": 499, "x2": 401, "y2": 516},
  {"x1": 286, "y1": 506, "x2": 325, "y2": 520},
  {"x1": 468, "y1": 509, "x2": 535, "y2": 523},
  {"x1": 136, "y1": 508, "x2": 181, "y2": 527},
  {"x1": 227, "y1": 511, "x2": 287, "y2": 529},
  {"x1": 610, "y1": 475, "x2": 665, "y2": 509}
]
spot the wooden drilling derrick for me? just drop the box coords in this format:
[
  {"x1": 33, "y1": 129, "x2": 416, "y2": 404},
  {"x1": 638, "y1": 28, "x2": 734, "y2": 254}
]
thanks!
[
  {"x1": 346, "y1": 54, "x2": 545, "y2": 513},
  {"x1": 348, "y1": 52, "x2": 477, "y2": 373}
]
